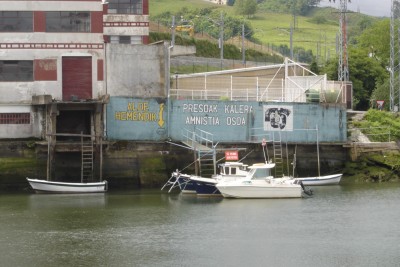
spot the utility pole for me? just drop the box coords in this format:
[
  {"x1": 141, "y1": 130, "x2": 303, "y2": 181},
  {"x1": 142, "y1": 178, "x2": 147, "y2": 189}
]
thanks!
[
  {"x1": 242, "y1": 24, "x2": 245, "y2": 66},
  {"x1": 290, "y1": 23, "x2": 293, "y2": 60},
  {"x1": 219, "y1": 12, "x2": 224, "y2": 61},
  {"x1": 171, "y1": 16, "x2": 175, "y2": 47}
]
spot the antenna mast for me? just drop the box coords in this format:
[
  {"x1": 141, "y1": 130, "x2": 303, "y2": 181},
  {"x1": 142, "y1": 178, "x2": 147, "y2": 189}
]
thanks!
[
  {"x1": 338, "y1": 0, "x2": 349, "y2": 81},
  {"x1": 390, "y1": 0, "x2": 400, "y2": 111},
  {"x1": 329, "y1": 0, "x2": 350, "y2": 81}
]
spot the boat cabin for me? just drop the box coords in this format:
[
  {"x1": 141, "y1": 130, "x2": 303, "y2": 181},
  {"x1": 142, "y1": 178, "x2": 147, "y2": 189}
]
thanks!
[
  {"x1": 247, "y1": 163, "x2": 275, "y2": 180},
  {"x1": 218, "y1": 162, "x2": 248, "y2": 176}
]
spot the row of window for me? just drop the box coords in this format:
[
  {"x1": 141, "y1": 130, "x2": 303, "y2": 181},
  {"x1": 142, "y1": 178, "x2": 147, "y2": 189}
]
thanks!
[
  {"x1": 0, "y1": 1, "x2": 143, "y2": 32},
  {"x1": 0, "y1": 11, "x2": 91, "y2": 32},
  {"x1": 108, "y1": 0, "x2": 143, "y2": 14},
  {"x1": 0, "y1": 113, "x2": 30, "y2": 124}
]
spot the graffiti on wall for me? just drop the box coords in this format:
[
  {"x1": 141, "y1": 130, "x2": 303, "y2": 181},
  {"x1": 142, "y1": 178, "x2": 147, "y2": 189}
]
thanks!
[
  {"x1": 263, "y1": 105, "x2": 293, "y2": 131},
  {"x1": 114, "y1": 101, "x2": 165, "y2": 128},
  {"x1": 182, "y1": 103, "x2": 253, "y2": 126}
]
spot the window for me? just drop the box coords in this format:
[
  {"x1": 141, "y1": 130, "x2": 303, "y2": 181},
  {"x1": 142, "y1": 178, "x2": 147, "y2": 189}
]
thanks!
[
  {"x1": 110, "y1": 35, "x2": 142, "y2": 44},
  {"x1": 0, "y1": 11, "x2": 33, "y2": 32},
  {"x1": 46, "y1": 12, "x2": 90, "y2": 32},
  {"x1": 0, "y1": 113, "x2": 30, "y2": 124},
  {"x1": 119, "y1": 36, "x2": 132, "y2": 44},
  {"x1": 108, "y1": 0, "x2": 143, "y2": 15},
  {"x1": 0, "y1": 61, "x2": 33, "y2": 81}
]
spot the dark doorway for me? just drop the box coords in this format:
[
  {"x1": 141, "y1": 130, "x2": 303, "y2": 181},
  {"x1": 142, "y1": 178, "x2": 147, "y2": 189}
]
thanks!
[{"x1": 56, "y1": 110, "x2": 91, "y2": 140}]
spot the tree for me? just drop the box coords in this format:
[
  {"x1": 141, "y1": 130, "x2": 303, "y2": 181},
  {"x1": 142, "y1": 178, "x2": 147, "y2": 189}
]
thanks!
[
  {"x1": 371, "y1": 79, "x2": 390, "y2": 110},
  {"x1": 356, "y1": 19, "x2": 391, "y2": 66},
  {"x1": 323, "y1": 48, "x2": 387, "y2": 110},
  {"x1": 235, "y1": 0, "x2": 258, "y2": 18}
]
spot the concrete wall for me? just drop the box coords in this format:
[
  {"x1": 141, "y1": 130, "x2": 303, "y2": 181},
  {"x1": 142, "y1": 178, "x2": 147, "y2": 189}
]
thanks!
[
  {"x1": 105, "y1": 43, "x2": 168, "y2": 98},
  {"x1": 0, "y1": 105, "x2": 42, "y2": 138},
  {"x1": 1, "y1": 1, "x2": 103, "y2": 11},
  {"x1": 106, "y1": 97, "x2": 347, "y2": 143},
  {"x1": 170, "y1": 45, "x2": 196, "y2": 57},
  {"x1": 103, "y1": 14, "x2": 149, "y2": 36}
]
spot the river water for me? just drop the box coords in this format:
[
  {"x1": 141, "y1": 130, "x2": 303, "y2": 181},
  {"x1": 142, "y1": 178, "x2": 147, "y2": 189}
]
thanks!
[{"x1": 1, "y1": 182, "x2": 400, "y2": 267}]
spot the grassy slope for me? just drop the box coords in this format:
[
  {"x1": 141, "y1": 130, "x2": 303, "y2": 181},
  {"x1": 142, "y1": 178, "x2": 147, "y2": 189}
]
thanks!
[
  {"x1": 149, "y1": 0, "x2": 339, "y2": 58},
  {"x1": 150, "y1": 0, "x2": 214, "y2": 15}
]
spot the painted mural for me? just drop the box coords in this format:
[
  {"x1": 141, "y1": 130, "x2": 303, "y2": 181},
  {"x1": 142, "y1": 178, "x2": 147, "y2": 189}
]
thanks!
[
  {"x1": 263, "y1": 105, "x2": 293, "y2": 131},
  {"x1": 107, "y1": 97, "x2": 167, "y2": 140},
  {"x1": 106, "y1": 97, "x2": 347, "y2": 143}
]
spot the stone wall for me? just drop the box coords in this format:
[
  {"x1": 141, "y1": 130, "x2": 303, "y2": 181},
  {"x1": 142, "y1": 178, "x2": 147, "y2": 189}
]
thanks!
[{"x1": 0, "y1": 140, "x2": 348, "y2": 192}]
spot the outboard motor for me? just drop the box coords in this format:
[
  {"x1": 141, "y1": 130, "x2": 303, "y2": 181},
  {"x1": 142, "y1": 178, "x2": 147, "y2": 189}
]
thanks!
[{"x1": 300, "y1": 181, "x2": 313, "y2": 196}]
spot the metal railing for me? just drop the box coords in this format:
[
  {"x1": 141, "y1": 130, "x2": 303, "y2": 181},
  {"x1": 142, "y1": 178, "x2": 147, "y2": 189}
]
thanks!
[
  {"x1": 170, "y1": 76, "x2": 350, "y2": 105},
  {"x1": 348, "y1": 127, "x2": 392, "y2": 142}
]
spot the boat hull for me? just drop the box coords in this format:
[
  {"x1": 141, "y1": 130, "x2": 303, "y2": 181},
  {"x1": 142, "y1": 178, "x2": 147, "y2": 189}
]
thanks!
[
  {"x1": 191, "y1": 177, "x2": 220, "y2": 196},
  {"x1": 294, "y1": 174, "x2": 342, "y2": 186},
  {"x1": 26, "y1": 178, "x2": 107, "y2": 193},
  {"x1": 177, "y1": 175, "x2": 197, "y2": 194},
  {"x1": 216, "y1": 180, "x2": 302, "y2": 198}
]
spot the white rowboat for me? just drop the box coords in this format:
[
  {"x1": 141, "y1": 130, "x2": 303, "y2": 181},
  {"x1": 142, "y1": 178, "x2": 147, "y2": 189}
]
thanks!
[{"x1": 26, "y1": 178, "x2": 107, "y2": 194}]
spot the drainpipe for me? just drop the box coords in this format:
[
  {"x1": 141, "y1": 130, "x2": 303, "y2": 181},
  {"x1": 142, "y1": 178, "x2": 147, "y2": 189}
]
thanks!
[
  {"x1": 167, "y1": 16, "x2": 175, "y2": 139},
  {"x1": 102, "y1": 0, "x2": 108, "y2": 140}
]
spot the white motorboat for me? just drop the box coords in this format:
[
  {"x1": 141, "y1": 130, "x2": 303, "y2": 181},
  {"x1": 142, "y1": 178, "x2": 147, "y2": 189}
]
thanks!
[
  {"x1": 293, "y1": 173, "x2": 342, "y2": 186},
  {"x1": 190, "y1": 161, "x2": 249, "y2": 196},
  {"x1": 216, "y1": 162, "x2": 305, "y2": 198},
  {"x1": 26, "y1": 178, "x2": 108, "y2": 193},
  {"x1": 162, "y1": 161, "x2": 249, "y2": 195}
]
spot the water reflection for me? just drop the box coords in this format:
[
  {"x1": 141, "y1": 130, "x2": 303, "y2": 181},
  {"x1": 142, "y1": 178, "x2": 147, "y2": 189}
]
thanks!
[
  {"x1": 29, "y1": 193, "x2": 107, "y2": 209},
  {"x1": 1, "y1": 184, "x2": 400, "y2": 267}
]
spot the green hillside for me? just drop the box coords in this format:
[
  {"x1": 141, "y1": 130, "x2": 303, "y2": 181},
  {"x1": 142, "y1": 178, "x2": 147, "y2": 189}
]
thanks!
[{"x1": 149, "y1": 0, "x2": 378, "y2": 62}]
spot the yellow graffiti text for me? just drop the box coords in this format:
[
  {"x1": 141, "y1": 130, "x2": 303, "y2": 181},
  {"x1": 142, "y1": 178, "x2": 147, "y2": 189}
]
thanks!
[
  {"x1": 127, "y1": 102, "x2": 149, "y2": 111},
  {"x1": 115, "y1": 111, "x2": 157, "y2": 122},
  {"x1": 158, "y1": 103, "x2": 165, "y2": 127}
]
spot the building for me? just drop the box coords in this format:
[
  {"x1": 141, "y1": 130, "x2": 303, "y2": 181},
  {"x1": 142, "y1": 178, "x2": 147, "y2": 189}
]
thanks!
[
  {"x1": 0, "y1": 0, "x2": 151, "y2": 181},
  {"x1": 209, "y1": 0, "x2": 228, "y2": 5},
  {"x1": 0, "y1": 0, "x2": 149, "y2": 140}
]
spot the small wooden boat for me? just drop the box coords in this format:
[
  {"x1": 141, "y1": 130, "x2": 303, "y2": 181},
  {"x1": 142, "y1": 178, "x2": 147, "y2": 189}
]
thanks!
[
  {"x1": 27, "y1": 133, "x2": 108, "y2": 194},
  {"x1": 26, "y1": 178, "x2": 107, "y2": 194}
]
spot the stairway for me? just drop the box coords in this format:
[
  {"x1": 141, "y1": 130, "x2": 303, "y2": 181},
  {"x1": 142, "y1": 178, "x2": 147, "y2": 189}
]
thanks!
[
  {"x1": 81, "y1": 136, "x2": 94, "y2": 183},
  {"x1": 182, "y1": 128, "x2": 216, "y2": 176}
]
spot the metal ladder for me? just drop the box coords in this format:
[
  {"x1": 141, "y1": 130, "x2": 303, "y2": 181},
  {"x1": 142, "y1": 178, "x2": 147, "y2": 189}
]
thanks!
[
  {"x1": 81, "y1": 136, "x2": 94, "y2": 183},
  {"x1": 272, "y1": 131, "x2": 284, "y2": 178}
]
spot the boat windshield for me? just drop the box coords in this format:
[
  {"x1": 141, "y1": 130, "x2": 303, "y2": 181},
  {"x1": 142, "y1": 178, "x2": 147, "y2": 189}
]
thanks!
[{"x1": 249, "y1": 168, "x2": 271, "y2": 180}]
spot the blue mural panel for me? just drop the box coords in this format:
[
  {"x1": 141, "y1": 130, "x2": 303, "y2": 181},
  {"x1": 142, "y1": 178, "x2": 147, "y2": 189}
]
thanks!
[
  {"x1": 106, "y1": 97, "x2": 347, "y2": 143},
  {"x1": 106, "y1": 97, "x2": 167, "y2": 141},
  {"x1": 169, "y1": 100, "x2": 347, "y2": 143}
]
